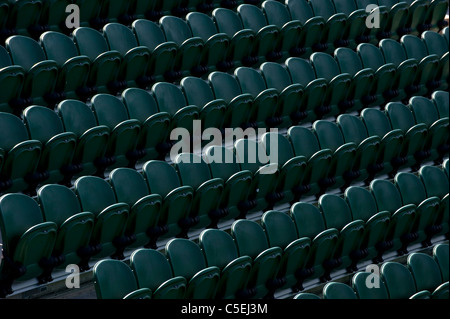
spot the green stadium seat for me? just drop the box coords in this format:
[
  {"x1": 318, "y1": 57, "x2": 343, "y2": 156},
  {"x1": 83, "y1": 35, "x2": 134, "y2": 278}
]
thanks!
[
  {"x1": 152, "y1": 81, "x2": 200, "y2": 134},
  {"x1": 422, "y1": 30, "x2": 449, "y2": 90},
  {"x1": 203, "y1": 145, "x2": 253, "y2": 220},
  {"x1": 290, "y1": 202, "x2": 339, "y2": 285},
  {"x1": 208, "y1": 71, "x2": 253, "y2": 129},
  {"x1": 261, "y1": 210, "x2": 311, "y2": 290},
  {"x1": 293, "y1": 292, "x2": 321, "y2": 299},
  {"x1": 260, "y1": 132, "x2": 307, "y2": 203},
  {"x1": 431, "y1": 90, "x2": 449, "y2": 118},
  {"x1": 37, "y1": 184, "x2": 95, "y2": 270},
  {"x1": 39, "y1": 31, "x2": 91, "y2": 100},
  {"x1": 199, "y1": 229, "x2": 253, "y2": 299},
  {"x1": 380, "y1": 261, "x2": 418, "y2": 299},
  {"x1": 431, "y1": 281, "x2": 449, "y2": 299},
  {"x1": 75, "y1": 0, "x2": 102, "y2": 28},
  {"x1": 345, "y1": 186, "x2": 391, "y2": 263},
  {"x1": 180, "y1": 76, "x2": 227, "y2": 130},
  {"x1": 423, "y1": 0, "x2": 449, "y2": 32},
  {"x1": 5, "y1": 35, "x2": 59, "y2": 107},
  {"x1": 0, "y1": 45, "x2": 25, "y2": 114},
  {"x1": 352, "y1": 271, "x2": 389, "y2": 299},
  {"x1": 57, "y1": 99, "x2": 110, "y2": 177},
  {"x1": 93, "y1": 259, "x2": 152, "y2": 299},
  {"x1": 433, "y1": 243, "x2": 449, "y2": 282},
  {"x1": 98, "y1": 0, "x2": 130, "y2": 25},
  {"x1": 332, "y1": 0, "x2": 370, "y2": 47},
  {"x1": 102, "y1": 23, "x2": 150, "y2": 88},
  {"x1": 360, "y1": 108, "x2": 405, "y2": 174},
  {"x1": 0, "y1": 112, "x2": 42, "y2": 193},
  {"x1": 370, "y1": 179, "x2": 417, "y2": 255},
  {"x1": 165, "y1": 238, "x2": 220, "y2": 299},
  {"x1": 260, "y1": 62, "x2": 305, "y2": 127},
  {"x1": 142, "y1": 160, "x2": 194, "y2": 245},
  {"x1": 377, "y1": 0, "x2": 410, "y2": 39},
  {"x1": 407, "y1": 252, "x2": 444, "y2": 293},
  {"x1": 285, "y1": 57, "x2": 328, "y2": 120},
  {"x1": 109, "y1": 168, "x2": 162, "y2": 250},
  {"x1": 74, "y1": 175, "x2": 129, "y2": 259},
  {"x1": 38, "y1": 0, "x2": 72, "y2": 33},
  {"x1": 318, "y1": 194, "x2": 365, "y2": 272},
  {"x1": 394, "y1": 172, "x2": 441, "y2": 246},
  {"x1": 130, "y1": 248, "x2": 187, "y2": 299},
  {"x1": 90, "y1": 94, "x2": 142, "y2": 169},
  {"x1": 5, "y1": 0, "x2": 43, "y2": 37},
  {"x1": 231, "y1": 219, "x2": 283, "y2": 298},
  {"x1": 121, "y1": 88, "x2": 171, "y2": 161},
  {"x1": 287, "y1": 125, "x2": 333, "y2": 196},
  {"x1": 23, "y1": 105, "x2": 77, "y2": 185},
  {"x1": 72, "y1": 27, "x2": 122, "y2": 94},
  {"x1": 174, "y1": 153, "x2": 224, "y2": 230},
  {"x1": 159, "y1": 15, "x2": 205, "y2": 77},
  {"x1": 0, "y1": 193, "x2": 57, "y2": 297},
  {"x1": 323, "y1": 281, "x2": 357, "y2": 299},
  {"x1": 312, "y1": 120, "x2": 357, "y2": 189},
  {"x1": 234, "y1": 66, "x2": 279, "y2": 128},
  {"x1": 337, "y1": 114, "x2": 381, "y2": 182}
]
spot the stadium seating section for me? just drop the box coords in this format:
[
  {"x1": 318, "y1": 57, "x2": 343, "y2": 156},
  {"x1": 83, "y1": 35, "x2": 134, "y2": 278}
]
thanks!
[{"x1": 0, "y1": 0, "x2": 448, "y2": 299}]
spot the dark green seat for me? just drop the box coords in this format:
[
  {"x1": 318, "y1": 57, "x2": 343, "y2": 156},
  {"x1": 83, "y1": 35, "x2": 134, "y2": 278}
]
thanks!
[
  {"x1": 57, "y1": 99, "x2": 110, "y2": 177},
  {"x1": 407, "y1": 252, "x2": 443, "y2": 293},
  {"x1": 432, "y1": 281, "x2": 449, "y2": 299},
  {"x1": 174, "y1": 153, "x2": 224, "y2": 230},
  {"x1": 203, "y1": 145, "x2": 253, "y2": 221},
  {"x1": 74, "y1": 176, "x2": 129, "y2": 259},
  {"x1": 319, "y1": 194, "x2": 365, "y2": 272},
  {"x1": 4, "y1": 0, "x2": 42, "y2": 37},
  {"x1": 39, "y1": 31, "x2": 91, "y2": 100},
  {"x1": 142, "y1": 160, "x2": 194, "y2": 244},
  {"x1": 433, "y1": 243, "x2": 449, "y2": 282},
  {"x1": 97, "y1": 0, "x2": 130, "y2": 25},
  {"x1": 332, "y1": 0, "x2": 370, "y2": 47},
  {"x1": 290, "y1": 202, "x2": 339, "y2": 285},
  {"x1": 23, "y1": 105, "x2": 77, "y2": 185},
  {"x1": 370, "y1": 179, "x2": 417, "y2": 255},
  {"x1": 345, "y1": 186, "x2": 391, "y2": 263},
  {"x1": 231, "y1": 219, "x2": 283, "y2": 299},
  {"x1": 130, "y1": 248, "x2": 187, "y2": 299},
  {"x1": 422, "y1": 30, "x2": 449, "y2": 90},
  {"x1": 0, "y1": 112, "x2": 42, "y2": 193},
  {"x1": 5, "y1": 35, "x2": 58, "y2": 106},
  {"x1": 199, "y1": 229, "x2": 252, "y2": 299},
  {"x1": 380, "y1": 261, "x2": 418, "y2": 299},
  {"x1": 109, "y1": 168, "x2": 162, "y2": 250},
  {"x1": 93, "y1": 259, "x2": 152, "y2": 299},
  {"x1": 377, "y1": 0, "x2": 410, "y2": 39},
  {"x1": 37, "y1": 184, "x2": 94, "y2": 270},
  {"x1": 72, "y1": 27, "x2": 122, "y2": 94},
  {"x1": 76, "y1": 0, "x2": 102, "y2": 28},
  {"x1": 38, "y1": 0, "x2": 75, "y2": 33},
  {"x1": 90, "y1": 94, "x2": 142, "y2": 169},
  {"x1": 323, "y1": 281, "x2": 357, "y2": 299},
  {"x1": 293, "y1": 292, "x2": 321, "y2": 299},
  {"x1": 121, "y1": 88, "x2": 171, "y2": 161},
  {"x1": 165, "y1": 238, "x2": 220, "y2": 299},
  {"x1": 261, "y1": 210, "x2": 311, "y2": 290},
  {"x1": 0, "y1": 45, "x2": 25, "y2": 114},
  {"x1": 431, "y1": 90, "x2": 449, "y2": 119},
  {"x1": 0, "y1": 193, "x2": 57, "y2": 297},
  {"x1": 287, "y1": 125, "x2": 333, "y2": 195},
  {"x1": 352, "y1": 271, "x2": 389, "y2": 299}
]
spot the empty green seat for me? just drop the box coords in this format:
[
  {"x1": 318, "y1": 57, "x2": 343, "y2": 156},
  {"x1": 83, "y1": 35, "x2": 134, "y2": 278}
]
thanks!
[
  {"x1": 352, "y1": 271, "x2": 389, "y2": 299},
  {"x1": 323, "y1": 281, "x2": 357, "y2": 299},
  {"x1": 130, "y1": 248, "x2": 187, "y2": 299},
  {"x1": 93, "y1": 259, "x2": 152, "y2": 299},
  {"x1": 433, "y1": 243, "x2": 449, "y2": 282},
  {"x1": 165, "y1": 238, "x2": 220, "y2": 299},
  {"x1": 380, "y1": 261, "x2": 418, "y2": 299},
  {"x1": 422, "y1": 30, "x2": 448, "y2": 90},
  {"x1": 432, "y1": 90, "x2": 449, "y2": 119},
  {"x1": 332, "y1": 0, "x2": 370, "y2": 47},
  {"x1": 0, "y1": 45, "x2": 25, "y2": 114},
  {"x1": 407, "y1": 252, "x2": 443, "y2": 293},
  {"x1": 5, "y1": 0, "x2": 43, "y2": 37}
]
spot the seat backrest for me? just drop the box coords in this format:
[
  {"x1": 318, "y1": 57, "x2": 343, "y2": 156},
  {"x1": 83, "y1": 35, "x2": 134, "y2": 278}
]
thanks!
[
  {"x1": 261, "y1": 62, "x2": 293, "y2": 93},
  {"x1": 290, "y1": 202, "x2": 326, "y2": 238},
  {"x1": 0, "y1": 45, "x2": 12, "y2": 68},
  {"x1": 401, "y1": 35, "x2": 429, "y2": 61},
  {"x1": 313, "y1": 120, "x2": 346, "y2": 152},
  {"x1": 286, "y1": 0, "x2": 315, "y2": 23},
  {"x1": 357, "y1": 43, "x2": 386, "y2": 71},
  {"x1": 408, "y1": 96, "x2": 440, "y2": 127},
  {"x1": 335, "y1": 47, "x2": 364, "y2": 77},
  {"x1": 352, "y1": 271, "x2": 389, "y2": 299},
  {"x1": 57, "y1": 99, "x2": 98, "y2": 138},
  {"x1": 310, "y1": 52, "x2": 341, "y2": 81},
  {"x1": 74, "y1": 176, "x2": 118, "y2": 215},
  {"x1": 262, "y1": 0, "x2": 293, "y2": 27},
  {"x1": 286, "y1": 57, "x2": 318, "y2": 86},
  {"x1": 309, "y1": 0, "x2": 337, "y2": 20},
  {"x1": 323, "y1": 282, "x2": 357, "y2": 299},
  {"x1": 40, "y1": 31, "x2": 79, "y2": 67},
  {"x1": 287, "y1": 126, "x2": 321, "y2": 158},
  {"x1": 91, "y1": 94, "x2": 130, "y2": 128},
  {"x1": 237, "y1": 4, "x2": 268, "y2": 31},
  {"x1": 109, "y1": 168, "x2": 150, "y2": 206},
  {"x1": 73, "y1": 27, "x2": 110, "y2": 61},
  {"x1": 6, "y1": 35, "x2": 46, "y2": 71},
  {"x1": 160, "y1": 15, "x2": 193, "y2": 46},
  {"x1": 37, "y1": 184, "x2": 82, "y2": 227},
  {"x1": 422, "y1": 31, "x2": 448, "y2": 57},
  {"x1": 419, "y1": 165, "x2": 449, "y2": 199},
  {"x1": 103, "y1": 22, "x2": 139, "y2": 56},
  {"x1": 337, "y1": 114, "x2": 369, "y2": 145},
  {"x1": 204, "y1": 145, "x2": 241, "y2": 181},
  {"x1": 143, "y1": 160, "x2": 182, "y2": 197},
  {"x1": 431, "y1": 90, "x2": 449, "y2": 118},
  {"x1": 360, "y1": 108, "x2": 392, "y2": 138},
  {"x1": 181, "y1": 76, "x2": 215, "y2": 108},
  {"x1": 23, "y1": 105, "x2": 65, "y2": 144},
  {"x1": 174, "y1": 153, "x2": 213, "y2": 190},
  {"x1": 381, "y1": 262, "x2": 417, "y2": 299},
  {"x1": 132, "y1": 19, "x2": 167, "y2": 51},
  {"x1": 235, "y1": 67, "x2": 268, "y2": 98},
  {"x1": 0, "y1": 112, "x2": 32, "y2": 150},
  {"x1": 333, "y1": 0, "x2": 358, "y2": 16},
  {"x1": 199, "y1": 228, "x2": 240, "y2": 269},
  {"x1": 262, "y1": 210, "x2": 299, "y2": 249},
  {"x1": 231, "y1": 219, "x2": 269, "y2": 259},
  {"x1": 385, "y1": 102, "x2": 416, "y2": 132},
  {"x1": 394, "y1": 172, "x2": 427, "y2": 207},
  {"x1": 186, "y1": 12, "x2": 219, "y2": 42},
  {"x1": 345, "y1": 186, "x2": 379, "y2": 222},
  {"x1": 212, "y1": 8, "x2": 245, "y2": 37},
  {"x1": 319, "y1": 194, "x2": 353, "y2": 230},
  {"x1": 152, "y1": 82, "x2": 188, "y2": 116},
  {"x1": 121, "y1": 88, "x2": 159, "y2": 123},
  {"x1": 234, "y1": 138, "x2": 270, "y2": 173},
  {"x1": 407, "y1": 252, "x2": 443, "y2": 292},
  {"x1": 166, "y1": 238, "x2": 208, "y2": 279},
  {"x1": 208, "y1": 71, "x2": 243, "y2": 104},
  {"x1": 93, "y1": 259, "x2": 139, "y2": 299},
  {"x1": 433, "y1": 244, "x2": 449, "y2": 282},
  {"x1": 380, "y1": 38, "x2": 409, "y2": 67},
  {"x1": 261, "y1": 132, "x2": 294, "y2": 167},
  {"x1": 370, "y1": 179, "x2": 403, "y2": 213}
]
